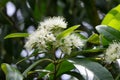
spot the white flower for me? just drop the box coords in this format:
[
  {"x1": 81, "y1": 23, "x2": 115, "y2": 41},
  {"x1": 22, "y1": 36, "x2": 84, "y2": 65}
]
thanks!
[
  {"x1": 38, "y1": 16, "x2": 67, "y2": 31},
  {"x1": 59, "y1": 34, "x2": 86, "y2": 55},
  {"x1": 46, "y1": 33, "x2": 56, "y2": 42},
  {"x1": 104, "y1": 42, "x2": 120, "y2": 64}
]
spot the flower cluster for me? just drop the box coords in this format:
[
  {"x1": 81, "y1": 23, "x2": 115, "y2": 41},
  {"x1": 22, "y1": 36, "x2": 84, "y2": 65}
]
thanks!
[
  {"x1": 25, "y1": 16, "x2": 85, "y2": 55},
  {"x1": 59, "y1": 34, "x2": 85, "y2": 54},
  {"x1": 104, "y1": 42, "x2": 120, "y2": 64}
]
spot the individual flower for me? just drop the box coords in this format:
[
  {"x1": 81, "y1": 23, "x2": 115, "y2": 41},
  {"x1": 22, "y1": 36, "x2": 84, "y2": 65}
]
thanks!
[{"x1": 104, "y1": 42, "x2": 120, "y2": 64}]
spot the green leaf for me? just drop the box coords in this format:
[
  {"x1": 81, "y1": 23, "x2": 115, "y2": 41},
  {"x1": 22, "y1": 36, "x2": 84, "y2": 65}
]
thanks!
[
  {"x1": 96, "y1": 25, "x2": 120, "y2": 42},
  {"x1": 56, "y1": 60, "x2": 75, "y2": 77},
  {"x1": 88, "y1": 33, "x2": 100, "y2": 44},
  {"x1": 57, "y1": 25, "x2": 80, "y2": 40},
  {"x1": 4, "y1": 33, "x2": 29, "y2": 39},
  {"x1": 39, "y1": 60, "x2": 75, "y2": 80},
  {"x1": 65, "y1": 71, "x2": 84, "y2": 80},
  {"x1": 102, "y1": 5, "x2": 120, "y2": 31},
  {"x1": 39, "y1": 63, "x2": 54, "y2": 80},
  {"x1": 70, "y1": 59, "x2": 114, "y2": 80},
  {"x1": 74, "y1": 33, "x2": 87, "y2": 39},
  {"x1": 99, "y1": 35, "x2": 110, "y2": 46},
  {"x1": 28, "y1": 69, "x2": 50, "y2": 75},
  {"x1": 22, "y1": 58, "x2": 52, "y2": 77},
  {"x1": 1, "y1": 63, "x2": 23, "y2": 80},
  {"x1": 68, "y1": 48, "x2": 105, "y2": 58}
]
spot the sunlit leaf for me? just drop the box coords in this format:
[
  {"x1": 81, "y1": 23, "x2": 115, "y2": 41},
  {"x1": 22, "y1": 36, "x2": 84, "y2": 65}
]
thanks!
[
  {"x1": 96, "y1": 25, "x2": 120, "y2": 42},
  {"x1": 88, "y1": 33, "x2": 100, "y2": 44},
  {"x1": 1, "y1": 63, "x2": 23, "y2": 80},
  {"x1": 4, "y1": 33, "x2": 29, "y2": 39},
  {"x1": 102, "y1": 5, "x2": 120, "y2": 31},
  {"x1": 70, "y1": 59, "x2": 114, "y2": 80},
  {"x1": 57, "y1": 25, "x2": 80, "y2": 40}
]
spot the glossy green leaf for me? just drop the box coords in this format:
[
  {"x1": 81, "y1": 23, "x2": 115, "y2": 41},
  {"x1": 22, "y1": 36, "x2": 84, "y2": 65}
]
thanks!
[
  {"x1": 4, "y1": 33, "x2": 29, "y2": 39},
  {"x1": 88, "y1": 33, "x2": 100, "y2": 44},
  {"x1": 96, "y1": 25, "x2": 120, "y2": 42},
  {"x1": 102, "y1": 5, "x2": 120, "y2": 31},
  {"x1": 70, "y1": 59, "x2": 114, "y2": 80},
  {"x1": 56, "y1": 60, "x2": 75, "y2": 77},
  {"x1": 1, "y1": 63, "x2": 23, "y2": 80},
  {"x1": 65, "y1": 71, "x2": 84, "y2": 80},
  {"x1": 57, "y1": 25, "x2": 80, "y2": 40}
]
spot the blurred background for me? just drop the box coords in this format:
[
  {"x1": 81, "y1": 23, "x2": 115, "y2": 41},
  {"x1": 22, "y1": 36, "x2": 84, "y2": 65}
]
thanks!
[{"x1": 0, "y1": 0, "x2": 120, "y2": 79}]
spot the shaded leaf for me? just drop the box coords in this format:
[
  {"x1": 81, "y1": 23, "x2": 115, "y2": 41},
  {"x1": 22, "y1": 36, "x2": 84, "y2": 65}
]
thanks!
[
  {"x1": 1, "y1": 63, "x2": 23, "y2": 80},
  {"x1": 4, "y1": 33, "x2": 29, "y2": 39},
  {"x1": 96, "y1": 25, "x2": 120, "y2": 42},
  {"x1": 70, "y1": 59, "x2": 114, "y2": 80},
  {"x1": 69, "y1": 48, "x2": 105, "y2": 58},
  {"x1": 65, "y1": 71, "x2": 84, "y2": 80}
]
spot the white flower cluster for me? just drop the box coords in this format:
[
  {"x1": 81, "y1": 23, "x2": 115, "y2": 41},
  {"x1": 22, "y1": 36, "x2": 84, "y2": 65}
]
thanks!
[
  {"x1": 104, "y1": 42, "x2": 120, "y2": 64},
  {"x1": 60, "y1": 34, "x2": 85, "y2": 55},
  {"x1": 25, "y1": 16, "x2": 85, "y2": 55},
  {"x1": 38, "y1": 17, "x2": 67, "y2": 30}
]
